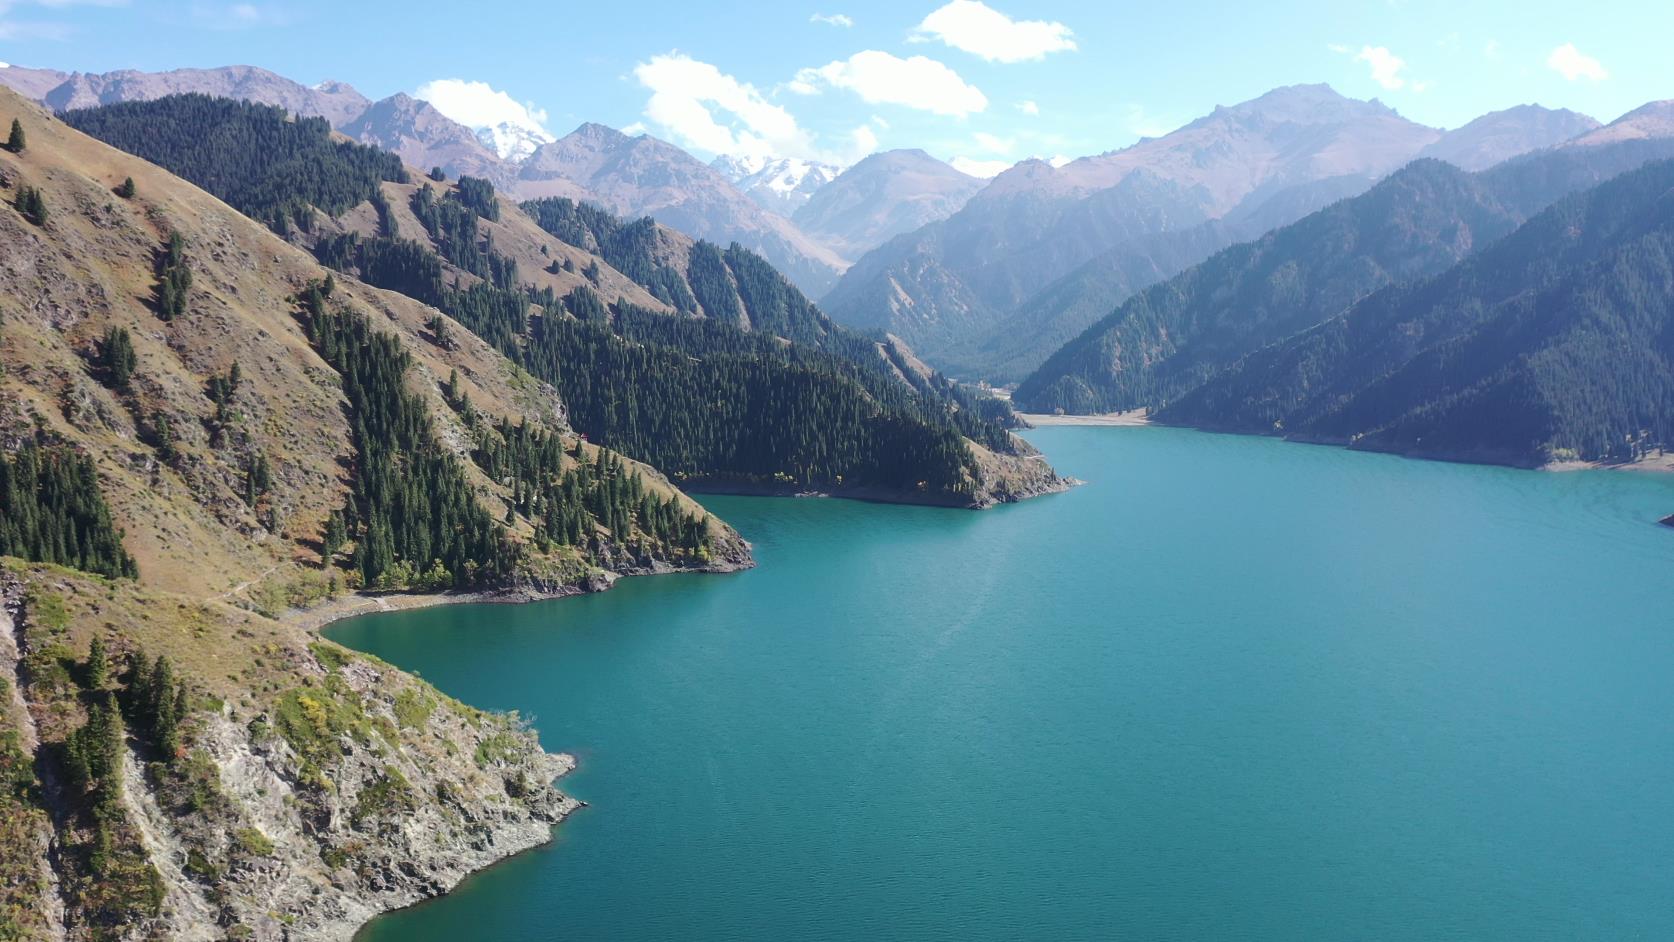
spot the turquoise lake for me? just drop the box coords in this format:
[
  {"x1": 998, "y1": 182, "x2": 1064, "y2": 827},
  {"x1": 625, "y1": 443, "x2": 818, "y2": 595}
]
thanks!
[{"x1": 333, "y1": 427, "x2": 1674, "y2": 940}]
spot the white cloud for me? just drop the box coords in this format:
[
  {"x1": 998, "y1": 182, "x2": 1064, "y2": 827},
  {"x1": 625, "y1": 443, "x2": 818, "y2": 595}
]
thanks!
[
  {"x1": 791, "y1": 51, "x2": 987, "y2": 117},
  {"x1": 911, "y1": 0, "x2": 1076, "y2": 63},
  {"x1": 1355, "y1": 45, "x2": 1409, "y2": 90},
  {"x1": 415, "y1": 78, "x2": 553, "y2": 138},
  {"x1": 849, "y1": 124, "x2": 879, "y2": 162},
  {"x1": 1048, "y1": 154, "x2": 1072, "y2": 168},
  {"x1": 810, "y1": 12, "x2": 852, "y2": 27},
  {"x1": 1484, "y1": 39, "x2": 1501, "y2": 61},
  {"x1": 950, "y1": 156, "x2": 1012, "y2": 177},
  {"x1": 621, "y1": 121, "x2": 648, "y2": 136},
  {"x1": 634, "y1": 53, "x2": 817, "y2": 160},
  {"x1": 1018, "y1": 99, "x2": 1039, "y2": 116},
  {"x1": 972, "y1": 131, "x2": 1013, "y2": 153},
  {"x1": 1547, "y1": 43, "x2": 1607, "y2": 82}
]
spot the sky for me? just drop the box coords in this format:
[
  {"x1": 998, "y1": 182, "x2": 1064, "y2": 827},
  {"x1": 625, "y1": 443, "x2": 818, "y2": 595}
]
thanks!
[{"x1": 1, "y1": 0, "x2": 1669, "y2": 176}]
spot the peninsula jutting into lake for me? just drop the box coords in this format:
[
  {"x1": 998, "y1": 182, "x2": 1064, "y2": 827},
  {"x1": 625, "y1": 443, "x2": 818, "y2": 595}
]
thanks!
[{"x1": 2, "y1": 3, "x2": 1672, "y2": 939}]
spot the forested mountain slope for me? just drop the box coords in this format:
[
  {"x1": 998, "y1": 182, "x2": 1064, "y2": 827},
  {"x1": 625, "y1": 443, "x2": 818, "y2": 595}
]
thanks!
[
  {"x1": 0, "y1": 85, "x2": 747, "y2": 941},
  {"x1": 1164, "y1": 157, "x2": 1674, "y2": 467},
  {"x1": 1016, "y1": 137, "x2": 1674, "y2": 415},
  {"x1": 65, "y1": 94, "x2": 1064, "y2": 508}
]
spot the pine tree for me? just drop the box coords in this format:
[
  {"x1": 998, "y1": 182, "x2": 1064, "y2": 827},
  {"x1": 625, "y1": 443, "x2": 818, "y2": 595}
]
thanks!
[
  {"x1": 115, "y1": 177, "x2": 136, "y2": 199},
  {"x1": 151, "y1": 412, "x2": 176, "y2": 462},
  {"x1": 321, "y1": 509, "x2": 346, "y2": 564},
  {"x1": 6, "y1": 118, "x2": 23, "y2": 153},
  {"x1": 100, "y1": 326, "x2": 136, "y2": 391},
  {"x1": 155, "y1": 232, "x2": 192, "y2": 320},
  {"x1": 244, "y1": 452, "x2": 272, "y2": 506},
  {"x1": 86, "y1": 636, "x2": 109, "y2": 690},
  {"x1": 14, "y1": 185, "x2": 46, "y2": 226}
]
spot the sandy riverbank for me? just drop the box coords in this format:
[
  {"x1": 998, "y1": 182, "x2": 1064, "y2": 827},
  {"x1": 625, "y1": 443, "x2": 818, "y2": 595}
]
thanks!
[
  {"x1": 1544, "y1": 451, "x2": 1674, "y2": 473},
  {"x1": 1019, "y1": 409, "x2": 1151, "y2": 427}
]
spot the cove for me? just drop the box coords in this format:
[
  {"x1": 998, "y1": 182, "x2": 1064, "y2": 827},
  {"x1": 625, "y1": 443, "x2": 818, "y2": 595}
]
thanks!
[{"x1": 331, "y1": 427, "x2": 1674, "y2": 941}]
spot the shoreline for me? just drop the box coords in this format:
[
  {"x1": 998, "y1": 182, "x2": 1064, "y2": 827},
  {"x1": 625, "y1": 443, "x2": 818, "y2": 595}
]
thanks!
[
  {"x1": 288, "y1": 554, "x2": 750, "y2": 941},
  {"x1": 1031, "y1": 412, "x2": 1674, "y2": 477},
  {"x1": 290, "y1": 461, "x2": 1078, "y2": 938},
  {"x1": 1018, "y1": 409, "x2": 1151, "y2": 427},
  {"x1": 300, "y1": 423, "x2": 1672, "y2": 939}
]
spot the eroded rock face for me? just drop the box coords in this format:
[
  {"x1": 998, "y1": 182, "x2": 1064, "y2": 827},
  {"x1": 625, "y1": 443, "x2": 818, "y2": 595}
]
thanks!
[{"x1": 2, "y1": 564, "x2": 587, "y2": 942}]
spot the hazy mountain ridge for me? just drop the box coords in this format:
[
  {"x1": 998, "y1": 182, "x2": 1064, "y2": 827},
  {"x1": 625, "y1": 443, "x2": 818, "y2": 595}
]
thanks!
[
  {"x1": 820, "y1": 85, "x2": 1447, "y2": 375},
  {"x1": 792, "y1": 149, "x2": 984, "y2": 260},
  {"x1": 37, "y1": 64, "x2": 371, "y2": 125},
  {"x1": 1164, "y1": 157, "x2": 1674, "y2": 467},
  {"x1": 1015, "y1": 134, "x2": 1674, "y2": 416},
  {"x1": 0, "y1": 64, "x2": 857, "y2": 294},
  {"x1": 516, "y1": 124, "x2": 848, "y2": 294},
  {"x1": 339, "y1": 92, "x2": 512, "y2": 186},
  {"x1": 1416, "y1": 104, "x2": 1600, "y2": 171}
]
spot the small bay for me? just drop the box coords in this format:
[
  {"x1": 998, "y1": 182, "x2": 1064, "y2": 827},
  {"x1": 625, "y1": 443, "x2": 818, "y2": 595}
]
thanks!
[{"x1": 334, "y1": 427, "x2": 1674, "y2": 940}]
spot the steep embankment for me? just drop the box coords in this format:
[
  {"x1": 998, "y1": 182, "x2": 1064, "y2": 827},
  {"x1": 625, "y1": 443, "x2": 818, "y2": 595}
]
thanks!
[
  {"x1": 1164, "y1": 158, "x2": 1674, "y2": 468},
  {"x1": 0, "y1": 86, "x2": 747, "y2": 941}
]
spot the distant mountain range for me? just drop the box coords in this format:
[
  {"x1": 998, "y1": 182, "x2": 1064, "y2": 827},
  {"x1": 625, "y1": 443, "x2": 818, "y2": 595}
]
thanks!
[
  {"x1": 0, "y1": 63, "x2": 965, "y2": 294},
  {"x1": 3, "y1": 62, "x2": 1662, "y2": 340},
  {"x1": 712, "y1": 154, "x2": 841, "y2": 215},
  {"x1": 1014, "y1": 133, "x2": 1674, "y2": 414},
  {"x1": 818, "y1": 85, "x2": 1630, "y2": 382},
  {"x1": 791, "y1": 149, "x2": 984, "y2": 261}
]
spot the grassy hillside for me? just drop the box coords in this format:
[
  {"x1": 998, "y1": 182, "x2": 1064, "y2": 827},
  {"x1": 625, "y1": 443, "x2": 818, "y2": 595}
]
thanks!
[
  {"x1": 61, "y1": 94, "x2": 1064, "y2": 508},
  {"x1": 0, "y1": 85, "x2": 748, "y2": 941}
]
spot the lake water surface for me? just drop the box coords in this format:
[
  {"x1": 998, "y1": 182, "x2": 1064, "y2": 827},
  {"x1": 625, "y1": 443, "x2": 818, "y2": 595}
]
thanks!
[{"x1": 334, "y1": 427, "x2": 1674, "y2": 940}]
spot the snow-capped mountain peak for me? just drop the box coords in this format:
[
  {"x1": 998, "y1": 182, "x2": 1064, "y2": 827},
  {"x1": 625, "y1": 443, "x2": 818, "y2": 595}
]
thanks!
[
  {"x1": 712, "y1": 154, "x2": 841, "y2": 215},
  {"x1": 476, "y1": 121, "x2": 555, "y2": 163}
]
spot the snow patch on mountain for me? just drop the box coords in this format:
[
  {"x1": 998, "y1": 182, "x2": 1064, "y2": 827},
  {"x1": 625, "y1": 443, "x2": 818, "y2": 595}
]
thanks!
[
  {"x1": 476, "y1": 121, "x2": 555, "y2": 162},
  {"x1": 712, "y1": 154, "x2": 841, "y2": 215}
]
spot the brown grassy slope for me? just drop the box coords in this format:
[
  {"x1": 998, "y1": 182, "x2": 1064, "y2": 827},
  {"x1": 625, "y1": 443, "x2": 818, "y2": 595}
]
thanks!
[
  {"x1": 324, "y1": 174, "x2": 671, "y2": 313},
  {"x1": 0, "y1": 86, "x2": 746, "y2": 602}
]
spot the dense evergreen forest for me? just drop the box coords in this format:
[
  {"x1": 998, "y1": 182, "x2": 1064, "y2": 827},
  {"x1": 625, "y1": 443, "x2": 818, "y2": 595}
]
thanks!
[
  {"x1": 397, "y1": 185, "x2": 1007, "y2": 496},
  {"x1": 63, "y1": 97, "x2": 1026, "y2": 500},
  {"x1": 297, "y1": 282, "x2": 515, "y2": 589},
  {"x1": 63, "y1": 94, "x2": 407, "y2": 231},
  {"x1": 296, "y1": 280, "x2": 708, "y2": 588},
  {"x1": 1163, "y1": 158, "x2": 1674, "y2": 465},
  {"x1": 0, "y1": 439, "x2": 138, "y2": 579}
]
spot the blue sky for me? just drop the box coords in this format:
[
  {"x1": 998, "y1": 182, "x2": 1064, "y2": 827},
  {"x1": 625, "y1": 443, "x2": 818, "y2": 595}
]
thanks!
[{"x1": 2, "y1": 0, "x2": 1669, "y2": 174}]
